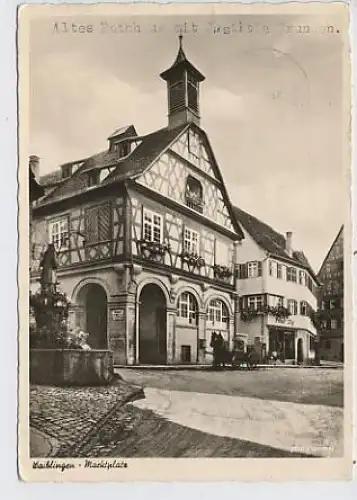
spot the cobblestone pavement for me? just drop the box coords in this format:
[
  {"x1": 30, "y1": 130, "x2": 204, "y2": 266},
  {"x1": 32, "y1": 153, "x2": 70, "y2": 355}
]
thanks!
[{"x1": 30, "y1": 380, "x2": 143, "y2": 457}]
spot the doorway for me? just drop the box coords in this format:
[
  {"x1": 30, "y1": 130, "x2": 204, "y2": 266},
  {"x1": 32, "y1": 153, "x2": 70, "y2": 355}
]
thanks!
[
  {"x1": 297, "y1": 338, "x2": 304, "y2": 365},
  {"x1": 77, "y1": 283, "x2": 108, "y2": 349},
  {"x1": 139, "y1": 284, "x2": 167, "y2": 364}
]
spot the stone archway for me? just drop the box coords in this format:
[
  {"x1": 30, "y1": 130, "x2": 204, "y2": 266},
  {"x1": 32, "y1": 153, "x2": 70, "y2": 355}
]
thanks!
[
  {"x1": 139, "y1": 283, "x2": 167, "y2": 364},
  {"x1": 76, "y1": 283, "x2": 108, "y2": 349}
]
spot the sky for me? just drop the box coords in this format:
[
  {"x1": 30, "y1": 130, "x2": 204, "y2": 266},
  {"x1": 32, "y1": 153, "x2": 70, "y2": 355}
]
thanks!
[{"x1": 29, "y1": 12, "x2": 348, "y2": 272}]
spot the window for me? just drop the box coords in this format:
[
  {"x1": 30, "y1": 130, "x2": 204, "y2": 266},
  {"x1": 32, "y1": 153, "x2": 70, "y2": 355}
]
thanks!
[
  {"x1": 306, "y1": 275, "x2": 313, "y2": 292},
  {"x1": 277, "y1": 263, "x2": 282, "y2": 279},
  {"x1": 169, "y1": 80, "x2": 185, "y2": 114},
  {"x1": 331, "y1": 319, "x2": 338, "y2": 330},
  {"x1": 114, "y1": 141, "x2": 131, "y2": 158},
  {"x1": 143, "y1": 209, "x2": 162, "y2": 243},
  {"x1": 85, "y1": 204, "x2": 111, "y2": 244},
  {"x1": 187, "y1": 73, "x2": 199, "y2": 113},
  {"x1": 184, "y1": 227, "x2": 199, "y2": 254},
  {"x1": 300, "y1": 301, "x2": 308, "y2": 316},
  {"x1": 87, "y1": 170, "x2": 99, "y2": 187},
  {"x1": 269, "y1": 260, "x2": 277, "y2": 277},
  {"x1": 215, "y1": 240, "x2": 228, "y2": 266},
  {"x1": 185, "y1": 176, "x2": 203, "y2": 213},
  {"x1": 247, "y1": 261, "x2": 262, "y2": 278},
  {"x1": 287, "y1": 267, "x2": 297, "y2": 282},
  {"x1": 177, "y1": 292, "x2": 198, "y2": 325},
  {"x1": 269, "y1": 295, "x2": 284, "y2": 307},
  {"x1": 248, "y1": 295, "x2": 264, "y2": 311},
  {"x1": 299, "y1": 270, "x2": 305, "y2": 285},
  {"x1": 61, "y1": 164, "x2": 72, "y2": 179},
  {"x1": 288, "y1": 299, "x2": 298, "y2": 315},
  {"x1": 208, "y1": 300, "x2": 229, "y2": 327},
  {"x1": 49, "y1": 218, "x2": 69, "y2": 251}
]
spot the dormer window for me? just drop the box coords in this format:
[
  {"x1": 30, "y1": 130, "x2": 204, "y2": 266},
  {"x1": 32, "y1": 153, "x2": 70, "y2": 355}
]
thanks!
[
  {"x1": 61, "y1": 164, "x2": 72, "y2": 179},
  {"x1": 185, "y1": 176, "x2": 203, "y2": 213},
  {"x1": 87, "y1": 170, "x2": 99, "y2": 187},
  {"x1": 115, "y1": 141, "x2": 131, "y2": 158}
]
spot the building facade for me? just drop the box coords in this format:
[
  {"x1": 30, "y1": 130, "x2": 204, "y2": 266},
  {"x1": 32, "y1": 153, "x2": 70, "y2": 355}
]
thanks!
[
  {"x1": 233, "y1": 207, "x2": 319, "y2": 365},
  {"x1": 317, "y1": 227, "x2": 344, "y2": 362},
  {"x1": 30, "y1": 38, "x2": 245, "y2": 365}
]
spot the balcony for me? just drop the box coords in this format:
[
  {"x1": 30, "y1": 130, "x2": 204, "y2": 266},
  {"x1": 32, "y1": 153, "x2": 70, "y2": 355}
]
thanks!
[{"x1": 185, "y1": 193, "x2": 204, "y2": 214}]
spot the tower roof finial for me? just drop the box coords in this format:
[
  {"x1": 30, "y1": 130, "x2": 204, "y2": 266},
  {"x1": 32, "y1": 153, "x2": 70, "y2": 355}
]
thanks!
[
  {"x1": 179, "y1": 32, "x2": 183, "y2": 49},
  {"x1": 160, "y1": 36, "x2": 205, "y2": 83}
]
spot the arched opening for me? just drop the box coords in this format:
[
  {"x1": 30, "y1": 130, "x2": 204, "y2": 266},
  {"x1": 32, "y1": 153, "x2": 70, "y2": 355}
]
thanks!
[
  {"x1": 185, "y1": 175, "x2": 203, "y2": 213},
  {"x1": 176, "y1": 291, "x2": 199, "y2": 363},
  {"x1": 139, "y1": 284, "x2": 167, "y2": 364},
  {"x1": 206, "y1": 299, "x2": 230, "y2": 355},
  {"x1": 297, "y1": 338, "x2": 304, "y2": 365},
  {"x1": 77, "y1": 283, "x2": 108, "y2": 349}
]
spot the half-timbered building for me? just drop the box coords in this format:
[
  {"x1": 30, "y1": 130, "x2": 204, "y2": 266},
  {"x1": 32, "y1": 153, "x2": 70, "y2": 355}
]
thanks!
[
  {"x1": 30, "y1": 37, "x2": 244, "y2": 365},
  {"x1": 317, "y1": 227, "x2": 344, "y2": 362}
]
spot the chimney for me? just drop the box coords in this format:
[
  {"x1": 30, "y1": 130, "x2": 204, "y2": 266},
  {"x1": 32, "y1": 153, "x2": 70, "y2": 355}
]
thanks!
[
  {"x1": 285, "y1": 231, "x2": 293, "y2": 257},
  {"x1": 29, "y1": 155, "x2": 40, "y2": 181}
]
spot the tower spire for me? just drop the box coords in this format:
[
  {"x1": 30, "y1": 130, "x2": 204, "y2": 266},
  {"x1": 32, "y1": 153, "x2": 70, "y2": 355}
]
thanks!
[{"x1": 160, "y1": 37, "x2": 205, "y2": 129}]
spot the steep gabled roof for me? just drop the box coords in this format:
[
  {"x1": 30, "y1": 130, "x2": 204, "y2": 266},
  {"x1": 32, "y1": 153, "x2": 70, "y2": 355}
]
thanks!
[
  {"x1": 107, "y1": 124, "x2": 137, "y2": 141},
  {"x1": 233, "y1": 206, "x2": 319, "y2": 281},
  {"x1": 103, "y1": 124, "x2": 188, "y2": 184},
  {"x1": 317, "y1": 225, "x2": 344, "y2": 277},
  {"x1": 34, "y1": 125, "x2": 188, "y2": 206}
]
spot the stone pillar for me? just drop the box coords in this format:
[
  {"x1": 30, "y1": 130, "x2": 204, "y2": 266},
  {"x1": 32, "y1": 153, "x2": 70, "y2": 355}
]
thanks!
[
  {"x1": 166, "y1": 307, "x2": 176, "y2": 364},
  {"x1": 126, "y1": 294, "x2": 136, "y2": 365},
  {"x1": 197, "y1": 311, "x2": 206, "y2": 363},
  {"x1": 107, "y1": 298, "x2": 127, "y2": 365},
  {"x1": 232, "y1": 293, "x2": 240, "y2": 337}
]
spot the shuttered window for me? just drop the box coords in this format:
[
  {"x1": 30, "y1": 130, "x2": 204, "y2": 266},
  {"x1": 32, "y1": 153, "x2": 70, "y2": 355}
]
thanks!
[
  {"x1": 85, "y1": 204, "x2": 111, "y2": 244},
  {"x1": 237, "y1": 262, "x2": 262, "y2": 279},
  {"x1": 169, "y1": 81, "x2": 185, "y2": 114}
]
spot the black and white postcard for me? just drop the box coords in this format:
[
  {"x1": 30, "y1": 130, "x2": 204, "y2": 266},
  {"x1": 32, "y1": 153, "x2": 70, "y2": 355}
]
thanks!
[{"x1": 18, "y1": 2, "x2": 352, "y2": 482}]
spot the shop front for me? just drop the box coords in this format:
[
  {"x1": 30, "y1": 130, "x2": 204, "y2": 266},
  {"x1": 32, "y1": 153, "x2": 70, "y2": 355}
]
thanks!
[{"x1": 268, "y1": 327, "x2": 296, "y2": 363}]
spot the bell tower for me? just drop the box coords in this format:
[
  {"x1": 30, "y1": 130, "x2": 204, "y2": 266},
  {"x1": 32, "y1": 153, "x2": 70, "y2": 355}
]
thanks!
[{"x1": 160, "y1": 35, "x2": 205, "y2": 129}]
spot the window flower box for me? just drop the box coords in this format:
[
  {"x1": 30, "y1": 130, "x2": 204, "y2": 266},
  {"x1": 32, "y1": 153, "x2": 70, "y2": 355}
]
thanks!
[
  {"x1": 213, "y1": 265, "x2": 233, "y2": 280},
  {"x1": 138, "y1": 239, "x2": 171, "y2": 261},
  {"x1": 268, "y1": 305, "x2": 291, "y2": 321},
  {"x1": 240, "y1": 305, "x2": 290, "y2": 322},
  {"x1": 240, "y1": 307, "x2": 263, "y2": 322},
  {"x1": 181, "y1": 251, "x2": 205, "y2": 270}
]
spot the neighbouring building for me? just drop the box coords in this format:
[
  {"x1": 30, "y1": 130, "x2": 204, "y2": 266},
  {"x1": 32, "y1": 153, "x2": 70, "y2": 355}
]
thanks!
[
  {"x1": 233, "y1": 207, "x2": 320, "y2": 365},
  {"x1": 317, "y1": 226, "x2": 344, "y2": 362},
  {"x1": 30, "y1": 37, "x2": 246, "y2": 365}
]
